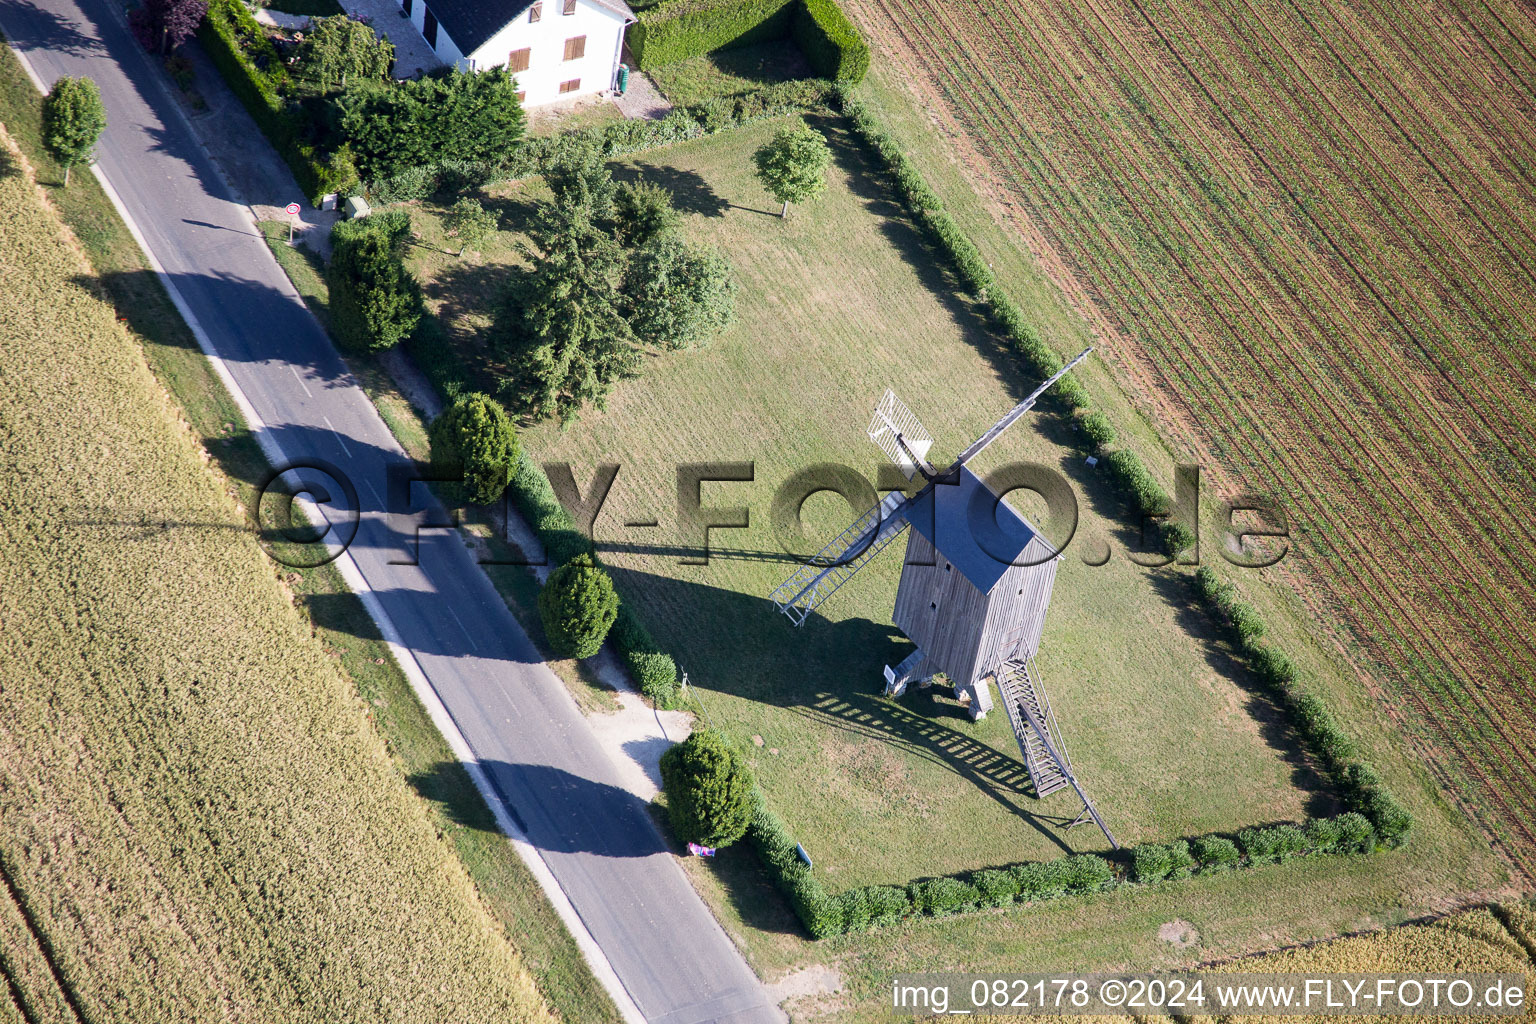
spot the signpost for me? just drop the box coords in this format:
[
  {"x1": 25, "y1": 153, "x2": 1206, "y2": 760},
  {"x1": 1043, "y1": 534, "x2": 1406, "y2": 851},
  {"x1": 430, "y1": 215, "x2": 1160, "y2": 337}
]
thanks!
[{"x1": 285, "y1": 202, "x2": 301, "y2": 243}]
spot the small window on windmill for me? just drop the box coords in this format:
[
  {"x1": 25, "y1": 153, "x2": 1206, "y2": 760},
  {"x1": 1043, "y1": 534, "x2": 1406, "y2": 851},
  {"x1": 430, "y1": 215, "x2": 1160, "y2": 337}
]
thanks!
[
  {"x1": 929, "y1": 601, "x2": 937, "y2": 610},
  {"x1": 945, "y1": 562, "x2": 951, "y2": 572}
]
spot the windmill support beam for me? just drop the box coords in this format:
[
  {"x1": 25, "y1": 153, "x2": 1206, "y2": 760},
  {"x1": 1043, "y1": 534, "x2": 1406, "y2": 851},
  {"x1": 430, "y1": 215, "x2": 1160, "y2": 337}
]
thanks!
[{"x1": 1014, "y1": 698, "x2": 1118, "y2": 850}]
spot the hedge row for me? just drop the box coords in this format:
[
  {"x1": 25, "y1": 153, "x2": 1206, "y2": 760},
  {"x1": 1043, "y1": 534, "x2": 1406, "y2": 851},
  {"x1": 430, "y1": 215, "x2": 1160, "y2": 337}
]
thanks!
[
  {"x1": 792, "y1": 0, "x2": 869, "y2": 84},
  {"x1": 1194, "y1": 567, "x2": 1413, "y2": 847},
  {"x1": 629, "y1": 0, "x2": 797, "y2": 68},
  {"x1": 838, "y1": 89, "x2": 1193, "y2": 558},
  {"x1": 364, "y1": 79, "x2": 834, "y2": 204},
  {"x1": 197, "y1": 0, "x2": 356, "y2": 203},
  {"x1": 629, "y1": 0, "x2": 867, "y2": 83},
  {"x1": 749, "y1": 798, "x2": 1386, "y2": 937},
  {"x1": 751, "y1": 808, "x2": 1385, "y2": 938}
]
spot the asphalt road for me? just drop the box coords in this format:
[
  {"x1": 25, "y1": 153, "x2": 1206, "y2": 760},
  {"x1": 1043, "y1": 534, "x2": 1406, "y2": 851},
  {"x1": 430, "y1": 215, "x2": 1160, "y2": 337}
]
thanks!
[{"x1": 0, "y1": 2, "x2": 782, "y2": 1021}]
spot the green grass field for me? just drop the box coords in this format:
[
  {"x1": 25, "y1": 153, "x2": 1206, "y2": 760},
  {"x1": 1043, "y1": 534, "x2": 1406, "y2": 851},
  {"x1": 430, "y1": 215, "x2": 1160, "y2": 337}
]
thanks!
[
  {"x1": 396, "y1": 107, "x2": 1509, "y2": 1015},
  {"x1": 406, "y1": 115, "x2": 1328, "y2": 881},
  {"x1": 0, "y1": 127, "x2": 556, "y2": 1021}
]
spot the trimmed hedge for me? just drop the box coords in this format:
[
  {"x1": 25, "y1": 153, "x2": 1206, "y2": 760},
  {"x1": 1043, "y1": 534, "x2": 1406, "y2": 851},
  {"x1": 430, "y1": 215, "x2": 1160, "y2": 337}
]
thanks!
[
  {"x1": 630, "y1": 0, "x2": 796, "y2": 68},
  {"x1": 630, "y1": 0, "x2": 867, "y2": 82},
  {"x1": 792, "y1": 0, "x2": 869, "y2": 82}
]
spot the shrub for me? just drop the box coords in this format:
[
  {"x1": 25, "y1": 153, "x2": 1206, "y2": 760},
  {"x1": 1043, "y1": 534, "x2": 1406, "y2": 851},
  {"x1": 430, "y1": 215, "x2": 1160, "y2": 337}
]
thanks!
[
  {"x1": 444, "y1": 197, "x2": 498, "y2": 255},
  {"x1": 1131, "y1": 843, "x2": 1173, "y2": 884},
  {"x1": 1080, "y1": 411, "x2": 1117, "y2": 450},
  {"x1": 1303, "y1": 815, "x2": 1344, "y2": 855},
  {"x1": 1249, "y1": 645, "x2": 1298, "y2": 689},
  {"x1": 1190, "y1": 835, "x2": 1240, "y2": 874},
  {"x1": 792, "y1": 0, "x2": 869, "y2": 82},
  {"x1": 1361, "y1": 790, "x2": 1413, "y2": 847},
  {"x1": 537, "y1": 554, "x2": 619, "y2": 659},
  {"x1": 626, "y1": 650, "x2": 679, "y2": 706},
  {"x1": 1268, "y1": 823, "x2": 1308, "y2": 860},
  {"x1": 341, "y1": 67, "x2": 526, "y2": 180},
  {"x1": 836, "y1": 887, "x2": 870, "y2": 932},
  {"x1": 1237, "y1": 825, "x2": 1282, "y2": 865},
  {"x1": 1011, "y1": 860, "x2": 1066, "y2": 901},
  {"x1": 972, "y1": 868, "x2": 1019, "y2": 908},
  {"x1": 1060, "y1": 853, "x2": 1115, "y2": 894},
  {"x1": 294, "y1": 14, "x2": 394, "y2": 92},
  {"x1": 864, "y1": 885, "x2": 911, "y2": 927},
  {"x1": 795, "y1": 883, "x2": 844, "y2": 938},
  {"x1": 622, "y1": 233, "x2": 738, "y2": 350},
  {"x1": 429, "y1": 393, "x2": 520, "y2": 505},
  {"x1": 659, "y1": 729, "x2": 755, "y2": 848},
  {"x1": 909, "y1": 877, "x2": 977, "y2": 917},
  {"x1": 629, "y1": 0, "x2": 796, "y2": 68},
  {"x1": 328, "y1": 210, "x2": 424, "y2": 350},
  {"x1": 1229, "y1": 602, "x2": 1266, "y2": 646},
  {"x1": 1334, "y1": 812, "x2": 1377, "y2": 854},
  {"x1": 1166, "y1": 839, "x2": 1196, "y2": 880}
]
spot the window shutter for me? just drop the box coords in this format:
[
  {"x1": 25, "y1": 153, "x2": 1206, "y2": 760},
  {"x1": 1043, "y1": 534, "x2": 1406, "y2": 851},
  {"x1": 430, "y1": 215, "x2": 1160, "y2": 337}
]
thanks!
[
  {"x1": 561, "y1": 0, "x2": 576, "y2": 14},
  {"x1": 563, "y1": 35, "x2": 585, "y2": 61},
  {"x1": 559, "y1": 78, "x2": 580, "y2": 93},
  {"x1": 508, "y1": 47, "x2": 531, "y2": 71},
  {"x1": 528, "y1": 0, "x2": 541, "y2": 19}
]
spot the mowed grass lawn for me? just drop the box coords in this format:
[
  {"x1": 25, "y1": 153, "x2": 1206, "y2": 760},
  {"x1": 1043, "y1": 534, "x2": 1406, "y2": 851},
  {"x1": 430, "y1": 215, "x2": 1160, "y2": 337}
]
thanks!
[
  {"x1": 0, "y1": 130, "x2": 552, "y2": 1023},
  {"x1": 406, "y1": 114, "x2": 1325, "y2": 885}
]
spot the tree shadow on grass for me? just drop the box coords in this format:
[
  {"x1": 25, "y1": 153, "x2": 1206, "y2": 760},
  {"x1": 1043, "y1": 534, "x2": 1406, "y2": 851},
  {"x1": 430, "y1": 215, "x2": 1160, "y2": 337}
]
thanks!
[{"x1": 608, "y1": 162, "x2": 732, "y2": 218}]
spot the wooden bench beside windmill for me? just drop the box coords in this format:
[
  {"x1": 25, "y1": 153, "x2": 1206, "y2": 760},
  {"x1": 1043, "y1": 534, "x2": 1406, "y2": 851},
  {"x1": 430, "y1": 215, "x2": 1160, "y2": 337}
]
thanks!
[{"x1": 769, "y1": 348, "x2": 1118, "y2": 848}]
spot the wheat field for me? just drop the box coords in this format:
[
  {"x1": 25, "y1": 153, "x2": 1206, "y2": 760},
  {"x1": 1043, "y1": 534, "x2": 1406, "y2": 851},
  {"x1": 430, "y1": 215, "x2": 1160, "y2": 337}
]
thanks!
[{"x1": 0, "y1": 126, "x2": 554, "y2": 1024}]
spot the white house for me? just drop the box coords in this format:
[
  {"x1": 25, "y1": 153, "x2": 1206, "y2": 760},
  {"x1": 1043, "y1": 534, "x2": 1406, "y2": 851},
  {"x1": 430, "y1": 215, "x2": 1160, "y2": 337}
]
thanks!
[{"x1": 399, "y1": 0, "x2": 634, "y2": 106}]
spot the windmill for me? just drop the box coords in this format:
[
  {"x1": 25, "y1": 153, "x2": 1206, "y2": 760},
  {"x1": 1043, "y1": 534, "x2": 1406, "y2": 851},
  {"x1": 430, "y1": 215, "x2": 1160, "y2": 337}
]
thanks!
[{"x1": 768, "y1": 348, "x2": 1117, "y2": 848}]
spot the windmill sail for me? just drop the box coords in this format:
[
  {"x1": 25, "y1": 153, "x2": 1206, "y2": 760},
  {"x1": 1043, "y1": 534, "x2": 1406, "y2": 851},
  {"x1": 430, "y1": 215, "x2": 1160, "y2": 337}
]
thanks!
[
  {"x1": 769, "y1": 490, "x2": 911, "y2": 625},
  {"x1": 868, "y1": 390, "x2": 934, "y2": 480}
]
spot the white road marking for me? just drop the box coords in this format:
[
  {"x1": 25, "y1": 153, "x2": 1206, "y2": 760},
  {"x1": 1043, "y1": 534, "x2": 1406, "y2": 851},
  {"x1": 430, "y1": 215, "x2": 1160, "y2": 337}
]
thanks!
[
  {"x1": 288, "y1": 364, "x2": 313, "y2": 397},
  {"x1": 364, "y1": 479, "x2": 384, "y2": 510},
  {"x1": 322, "y1": 415, "x2": 352, "y2": 456},
  {"x1": 447, "y1": 606, "x2": 479, "y2": 650}
]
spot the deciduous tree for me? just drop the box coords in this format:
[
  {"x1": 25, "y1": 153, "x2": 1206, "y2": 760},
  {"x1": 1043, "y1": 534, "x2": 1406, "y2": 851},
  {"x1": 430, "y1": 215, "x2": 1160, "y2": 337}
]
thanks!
[
  {"x1": 443, "y1": 196, "x2": 497, "y2": 256},
  {"x1": 327, "y1": 210, "x2": 424, "y2": 350},
  {"x1": 129, "y1": 0, "x2": 207, "y2": 54},
  {"x1": 42, "y1": 76, "x2": 106, "y2": 187},
  {"x1": 621, "y1": 232, "x2": 736, "y2": 351},
  {"x1": 753, "y1": 122, "x2": 831, "y2": 217}
]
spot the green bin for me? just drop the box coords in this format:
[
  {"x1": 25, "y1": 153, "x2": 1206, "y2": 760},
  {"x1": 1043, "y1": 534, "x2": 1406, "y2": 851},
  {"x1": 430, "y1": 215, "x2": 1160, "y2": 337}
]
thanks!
[{"x1": 616, "y1": 64, "x2": 629, "y2": 95}]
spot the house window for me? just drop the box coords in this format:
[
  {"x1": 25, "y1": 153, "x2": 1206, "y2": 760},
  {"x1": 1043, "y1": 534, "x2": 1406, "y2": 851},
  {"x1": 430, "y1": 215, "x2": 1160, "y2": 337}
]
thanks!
[
  {"x1": 559, "y1": 77, "x2": 581, "y2": 93},
  {"x1": 508, "y1": 47, "x2": 531, "y2": 71},
  {"x1": 563, "y1": 35, "x2": 585, "y2": 60},
  {"x1": 528, "y1": 0, "x2": 542, "y2": 20},
  {"x1": 562, "y1": 0, "x2": 576, "y2": 13},
  {"x1": 422, "y1": 5, "x2": 438, "y2": 47}
]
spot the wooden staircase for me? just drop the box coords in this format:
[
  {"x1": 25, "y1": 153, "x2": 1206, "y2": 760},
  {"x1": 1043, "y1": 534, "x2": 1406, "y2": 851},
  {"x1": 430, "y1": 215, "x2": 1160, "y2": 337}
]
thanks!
[{"x1": 996, "y1": 657, "x2": 1071, "y2": 798}]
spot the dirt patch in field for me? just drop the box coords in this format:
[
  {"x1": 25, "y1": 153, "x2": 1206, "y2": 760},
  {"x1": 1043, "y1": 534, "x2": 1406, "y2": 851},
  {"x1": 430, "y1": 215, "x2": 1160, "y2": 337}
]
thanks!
[{"x1": 1159, "y1": 920, "x2": 1201, "y2": 948}]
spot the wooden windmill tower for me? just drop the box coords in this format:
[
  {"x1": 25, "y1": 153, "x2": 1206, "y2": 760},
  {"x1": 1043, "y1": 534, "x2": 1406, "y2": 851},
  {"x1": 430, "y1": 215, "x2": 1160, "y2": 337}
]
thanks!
[{"x1": 768, "y1": 349, "x2": 1117, "y2": 848}]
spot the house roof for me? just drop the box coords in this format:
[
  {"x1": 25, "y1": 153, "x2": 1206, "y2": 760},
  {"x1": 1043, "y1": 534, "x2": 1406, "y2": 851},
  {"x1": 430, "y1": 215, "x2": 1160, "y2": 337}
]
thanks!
[
  {"x1": 899, "y1": 467, "x2": 1046, "y2": 593},
  {"x1": 433, "y1": 0, "x2": 634, "y2": 61}
]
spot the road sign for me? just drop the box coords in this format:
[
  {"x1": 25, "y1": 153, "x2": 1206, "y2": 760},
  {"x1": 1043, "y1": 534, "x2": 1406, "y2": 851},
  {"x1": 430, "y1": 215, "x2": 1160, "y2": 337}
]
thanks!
[
  {"x1": 285, "y1": 202, "x2": 301, "y2": 215},
  {"x1": 285, "y1": 202, "x2": 301, "y2": 243}
]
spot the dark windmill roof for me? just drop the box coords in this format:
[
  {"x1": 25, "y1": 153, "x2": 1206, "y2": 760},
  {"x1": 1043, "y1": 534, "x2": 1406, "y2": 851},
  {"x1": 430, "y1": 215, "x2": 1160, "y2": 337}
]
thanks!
[
  {"x1": 900, "y1": 466, "x2": 1047, "y2": 593},
  {"x1": 431, "y1": 0, "x2": 634, "y2": 59}
]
